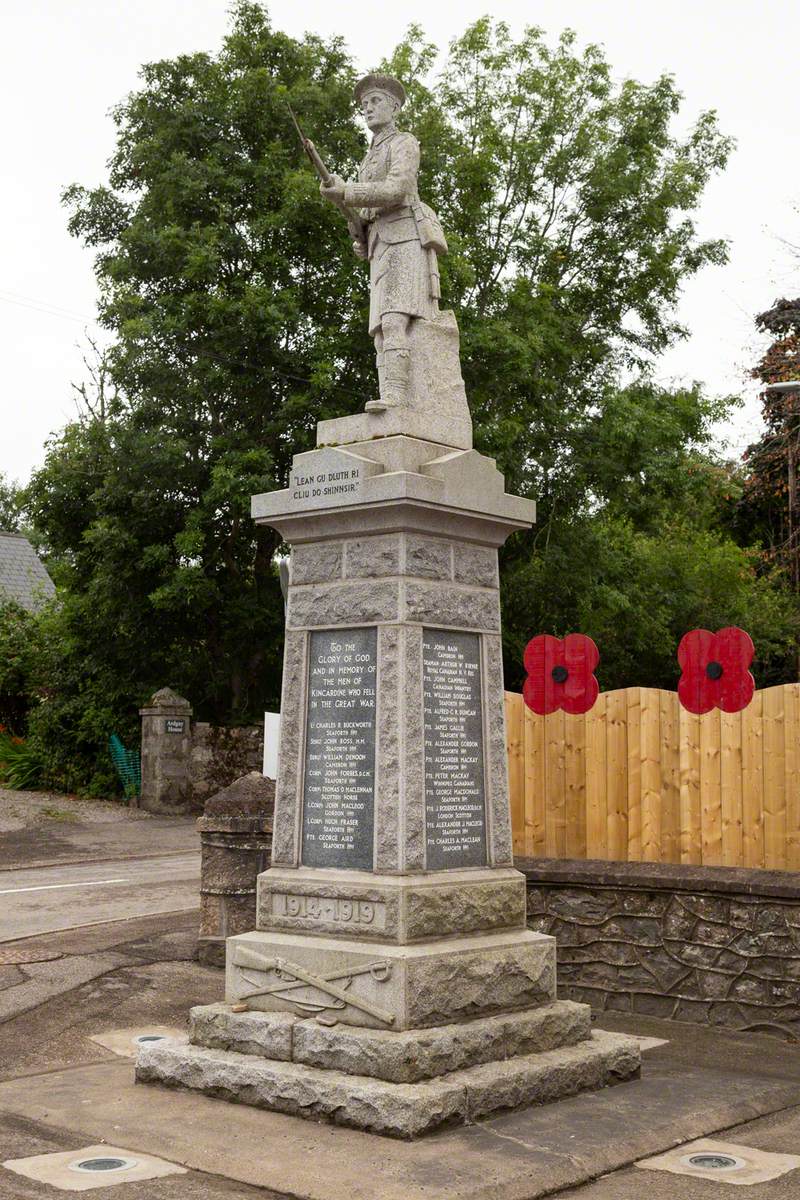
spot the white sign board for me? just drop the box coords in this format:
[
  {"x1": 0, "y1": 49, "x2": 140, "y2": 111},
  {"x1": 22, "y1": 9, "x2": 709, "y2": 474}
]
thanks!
[{"x1": 263, "y1": 711, "x2": 281, "y2": 780}]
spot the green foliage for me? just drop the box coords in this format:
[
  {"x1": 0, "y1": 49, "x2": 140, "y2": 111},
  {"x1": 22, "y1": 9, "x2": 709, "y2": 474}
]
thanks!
[
  {"x1": 22, "y1": 5, "x2": 795, "y2": 792},
  {"x1": 22, "y1": 600, "x2": 138, "y2": 797},
  {"x1": 0, "y1": 474, "x2": 24, "y2": 533},
  {"x1": 0, "y1": 601, "x2": 41, "y2": 732},
  {"x1": 384, "y1": 20, "x2": 732, "y2": 495},
  {"x1": 0, "y1": 730, "x2": 43, "y2": 790},
  {"x1": 503, "y1": 515, "x2": 797, "y2": 693},
  {"x1": 28, "y1": 2, "x2": 372, "y2": 797},
  {"x1": 737, "y1": 299, "x2": 800, "y2": 579}
]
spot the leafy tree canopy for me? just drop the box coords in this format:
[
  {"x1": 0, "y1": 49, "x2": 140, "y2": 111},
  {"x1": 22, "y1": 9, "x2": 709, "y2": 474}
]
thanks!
[
  {"x1": 0, "y1": 601, "x2": 41, "y2": 734},
  {"x1": 0, "y1": 474, "x2": 24, "y2": 534},
  {"x1": 23, "y1": 3, "x2": 794, "y2": 790},
  {"x1": 738, "y1": 297, "x2": 800, "y2": 570}
]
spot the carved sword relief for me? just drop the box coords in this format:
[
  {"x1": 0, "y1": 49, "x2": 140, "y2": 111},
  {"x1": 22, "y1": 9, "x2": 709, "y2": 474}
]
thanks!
[{"x1": 232, "y1": 946, "x2": 395, "y2": 1026}]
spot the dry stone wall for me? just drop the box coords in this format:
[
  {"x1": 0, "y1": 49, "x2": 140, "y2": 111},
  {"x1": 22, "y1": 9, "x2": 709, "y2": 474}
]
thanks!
[
  {"x1": 522, "y1": 858, "x2": 800, "y2": 1033},
  {"x1": 190, "y1": 723, "x2": 263, "y2": 808}
]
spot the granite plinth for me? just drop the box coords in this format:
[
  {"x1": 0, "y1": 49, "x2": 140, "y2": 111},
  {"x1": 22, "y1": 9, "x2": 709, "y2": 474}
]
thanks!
[
  {"x1": 250, "y1": 436, "x2": 536, "y2": 545},
  {"x1": 189, "y1": 999, "x2": 592, "y2": 1082},
  {"x1": 225, "y1": 928, "x2": 556, "y2": 1031},
  {"x1": 135, "y1": 1028, "x2": 640, "y2": 1138},
  {"x1": 318, "y1": 409, "x2": 473, "y2": 452},
  {"x1": 256, "y1": 866, "x2": 527, "y2": 944}
]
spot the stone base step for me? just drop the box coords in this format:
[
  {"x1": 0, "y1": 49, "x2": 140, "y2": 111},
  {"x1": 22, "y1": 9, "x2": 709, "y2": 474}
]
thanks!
[
  {"x1": 135, "y1": 1029, "x2": 641, "y2": 1138},
  {"x1": 189, "y1": 999, "x2": 592, "y2": 1083}
]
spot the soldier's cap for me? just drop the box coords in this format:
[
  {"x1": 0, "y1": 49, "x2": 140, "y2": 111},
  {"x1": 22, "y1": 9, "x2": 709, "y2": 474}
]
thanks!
[{"x1": 354, "y1": 73, "x2": 407, "y2": 109}]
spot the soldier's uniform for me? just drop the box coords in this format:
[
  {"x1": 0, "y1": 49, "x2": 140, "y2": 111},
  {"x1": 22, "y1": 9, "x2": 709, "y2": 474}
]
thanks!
[{"x1": 343, "y1": 127, "x2": 446, "y2": 337}]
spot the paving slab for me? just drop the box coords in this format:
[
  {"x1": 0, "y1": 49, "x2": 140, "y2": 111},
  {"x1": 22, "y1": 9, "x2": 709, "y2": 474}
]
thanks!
[
  {"x1": 550, "y1": 1105, "x2": 800, "y2": 1199},
  {"x1": 0, "y1": 1112, "x2": 276, "y2": 1199},
  {"x1": 0, "y1": 1050, "x2": 797, "y2": 1200}
]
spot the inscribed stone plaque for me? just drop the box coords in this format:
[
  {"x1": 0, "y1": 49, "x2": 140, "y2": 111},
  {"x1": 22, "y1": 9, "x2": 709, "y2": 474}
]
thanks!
[
  {"x1": 288, "y1": 459, "x2": 366, "y2": 511},
  {"x1": 165, "y1": 719, "x2": 185, "y2": 734},
  {"x1": 301, "y1": 628, "x2": 377, "y2": 869},
  {"x1": 423, "y1": 629, "x2": 487, "y2": 869}
]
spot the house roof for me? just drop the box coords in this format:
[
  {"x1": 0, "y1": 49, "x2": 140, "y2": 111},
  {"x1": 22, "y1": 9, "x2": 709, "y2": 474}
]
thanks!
[{"x1": 0, "y1": 532, "x2": 55, "y2": 613}]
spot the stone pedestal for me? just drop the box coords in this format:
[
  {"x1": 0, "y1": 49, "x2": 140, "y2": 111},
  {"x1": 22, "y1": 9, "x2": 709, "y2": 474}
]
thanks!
[
  {"x1": 137, "y1": 385, "x2": 640, "y2": 1135},
  {"x1": 197, "y1": 772, "x2": 275, "y2": 967}
]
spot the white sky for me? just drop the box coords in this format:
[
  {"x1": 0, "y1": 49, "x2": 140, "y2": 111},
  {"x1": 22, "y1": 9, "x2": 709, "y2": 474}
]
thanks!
[{"x1": 1, "y1": 0, "x2": 798, "y2": 486}]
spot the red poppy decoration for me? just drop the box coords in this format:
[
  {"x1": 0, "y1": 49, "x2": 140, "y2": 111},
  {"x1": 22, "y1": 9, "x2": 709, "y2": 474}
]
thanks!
[
  {"x1": 523, "y1": 634, "x2": 600, "y2": 716},
  {"x1": 677, "y1": 626, "x2": 755, "y2": 715}
]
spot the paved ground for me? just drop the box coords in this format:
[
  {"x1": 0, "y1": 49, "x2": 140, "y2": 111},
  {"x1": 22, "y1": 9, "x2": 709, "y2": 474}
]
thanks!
[
  {"x1": 0, "y1": 853, "x2": 201, "y2": 941},
  {"x1": 1, "y1": 790, "x2": 799, "y2": 1198},
  {"x1": 551, "y1": 1107, "x2": 800, "y2": 1199},
  {"x1": 0, "y1": 786, "x2": 198, "y2": 869}
]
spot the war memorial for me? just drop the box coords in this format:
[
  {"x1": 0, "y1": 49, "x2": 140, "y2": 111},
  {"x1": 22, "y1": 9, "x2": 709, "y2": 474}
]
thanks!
[{"x1": 136, "y1": 71, "x2": 641, "y2": 1137}]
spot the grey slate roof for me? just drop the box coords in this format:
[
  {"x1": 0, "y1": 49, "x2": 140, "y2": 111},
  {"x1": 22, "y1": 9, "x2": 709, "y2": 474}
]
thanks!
[{"x1": 0, "y1": 532, "x2": 55, "y2": 613}]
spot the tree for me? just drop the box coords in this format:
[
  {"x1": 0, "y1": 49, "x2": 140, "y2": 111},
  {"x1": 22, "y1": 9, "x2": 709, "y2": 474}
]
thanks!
[
  {"x1": 732, "y1": 297, "x2": 800, "y2": 677},
  {"x1": 384, "y1": 19, "x2": 732, "y2": 495},
  {"x1": 0, "y1": 601, "x2": 40, "y2": 733},
  {"x1": 0, "y1": 474, "x2": 24, "y2": 533},
  {"x1": 28, "y1": 2, "x2": 370, "y2": 785},
  {"x1": 29, "y1": 5, "x2": 783, "y2": 790},
  {"x1": 740, "y1": 299, "x2": 800, "y2": 585}
]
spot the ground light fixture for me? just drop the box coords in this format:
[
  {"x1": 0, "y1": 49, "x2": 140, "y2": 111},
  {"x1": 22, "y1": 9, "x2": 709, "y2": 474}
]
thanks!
[
  {"x1": 2, "y1": 1144, "x2": 187, "y2": 1190},
  {"x1": 636, "y1": 1138, "x2": 800, "y2": 1186},
  {"x1": 681, "y1": 1152, "x2": 745, "y2": 1171},
  {"x1": 68, "y1": 1156, "x2": 139, "y2": 1174}
]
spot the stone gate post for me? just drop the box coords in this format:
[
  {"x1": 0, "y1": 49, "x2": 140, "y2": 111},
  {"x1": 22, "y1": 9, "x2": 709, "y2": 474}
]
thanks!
[{"x1": 139, "y1": 687, "x2": 193, "y2": 813}]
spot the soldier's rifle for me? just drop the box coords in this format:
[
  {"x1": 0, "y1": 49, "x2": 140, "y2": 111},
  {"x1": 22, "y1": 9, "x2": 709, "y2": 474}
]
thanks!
[{"x1": 287, "y1": 102, "x2": 367, "y2": 253}]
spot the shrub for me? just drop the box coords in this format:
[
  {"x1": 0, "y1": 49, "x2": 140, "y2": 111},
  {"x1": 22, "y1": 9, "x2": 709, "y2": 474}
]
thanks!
[{"x1": 0, "y1": 729, "x2": 43, "y2": 790}]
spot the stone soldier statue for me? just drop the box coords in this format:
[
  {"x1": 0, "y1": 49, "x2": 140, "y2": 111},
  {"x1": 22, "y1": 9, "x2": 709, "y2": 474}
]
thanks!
[{"x1": 319, "y1": 74, "x2": 448, "y2": 412}]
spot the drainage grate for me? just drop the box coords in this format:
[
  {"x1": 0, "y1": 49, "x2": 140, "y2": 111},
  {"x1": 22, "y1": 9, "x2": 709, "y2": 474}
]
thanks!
[
  {"x1": 684, "y1": 1153, "x2": 743, "y2": 1172},
  {"x1": 69, "y1": 1156, "x2": 138, "y2": 1174}
]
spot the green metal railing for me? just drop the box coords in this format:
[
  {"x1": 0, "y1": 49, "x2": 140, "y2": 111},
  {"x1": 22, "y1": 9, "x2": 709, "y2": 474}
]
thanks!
[{"x1": 109, "y1": 734, "x2": 141, "y2": 800}]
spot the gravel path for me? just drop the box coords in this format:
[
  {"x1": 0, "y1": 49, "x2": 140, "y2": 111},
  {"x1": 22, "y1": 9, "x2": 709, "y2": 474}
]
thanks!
[{"x1": 0, "y1": 787, "x2": 151, "y2": 833}]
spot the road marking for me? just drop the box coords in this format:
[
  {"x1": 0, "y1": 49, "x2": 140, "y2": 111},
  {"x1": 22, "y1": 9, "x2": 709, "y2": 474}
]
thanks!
[{"x1": 0, "y1": 878, "x2": 129, "y2": 895}]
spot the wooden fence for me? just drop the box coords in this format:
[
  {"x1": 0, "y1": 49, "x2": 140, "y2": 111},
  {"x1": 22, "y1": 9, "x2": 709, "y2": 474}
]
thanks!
[{"x1": 505, "y1": 684, "x2": 800, "y2": 871}]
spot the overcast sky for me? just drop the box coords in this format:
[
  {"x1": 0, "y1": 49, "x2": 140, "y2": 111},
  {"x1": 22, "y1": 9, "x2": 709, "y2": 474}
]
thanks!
[{"x1": 1, "y1": 0, "x2": 797, "y2": 485}]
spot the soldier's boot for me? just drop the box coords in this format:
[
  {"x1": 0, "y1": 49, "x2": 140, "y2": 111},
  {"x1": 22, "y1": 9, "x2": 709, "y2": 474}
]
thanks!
[
  {"x1": 366, "y1": 348, "x2": 409, "y2": 412},
  {"x1": 366, "y1": 349, "x2": 385, "y2": 413},
  {"x1": 365, "y1": 349, "x2": 386, "y2": 413}
]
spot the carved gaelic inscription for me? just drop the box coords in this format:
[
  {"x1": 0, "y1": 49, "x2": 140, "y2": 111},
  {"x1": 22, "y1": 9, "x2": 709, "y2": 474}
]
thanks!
[
  {"x1": 301, "y1": 628, "x2": 377, "y2": 870},
  {"x1": 289, "y1": 464, "x2": 364, "y2": 508},
  {"x1": 423, "y1": 630, "x2": 487, "y2": 869}
]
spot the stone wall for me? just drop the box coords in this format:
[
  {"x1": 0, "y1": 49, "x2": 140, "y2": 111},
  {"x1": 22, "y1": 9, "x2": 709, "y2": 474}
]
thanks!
[
  {"x1": 521, "y1": 858, "x2": 800, "y2": 1034},
  {"x1": 139, "y1": 687, "x2": 264, "y2": 813},
  {"x1": 190, "y1": 723, "x2": 264, "y2": 809}
]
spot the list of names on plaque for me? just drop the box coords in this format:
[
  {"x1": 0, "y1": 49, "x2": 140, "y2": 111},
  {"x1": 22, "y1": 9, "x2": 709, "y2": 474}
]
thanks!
[
  {"x1": 301, "y1": 627, "x2": 377, "y2": 870},
  {"x1": 423, "y1": 629, "x2": 488, "y2": 869}
]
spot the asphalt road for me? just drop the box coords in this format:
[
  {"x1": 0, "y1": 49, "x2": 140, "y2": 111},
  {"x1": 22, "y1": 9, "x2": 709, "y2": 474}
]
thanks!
[{"x1": 0, "y1": 852, "x2": 201, "y2": 942}]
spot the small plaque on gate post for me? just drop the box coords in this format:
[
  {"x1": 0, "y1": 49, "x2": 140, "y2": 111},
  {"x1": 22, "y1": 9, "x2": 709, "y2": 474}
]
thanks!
[
  {"x1": 423, "y1": 629, "x2": 487, "y2": 869},
  {"x1": 165, "y1": 718, "x2": 186, "y2": 734},
  {"x1": 301, "y1": 628, "x2": 377, "y2": 870}
]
